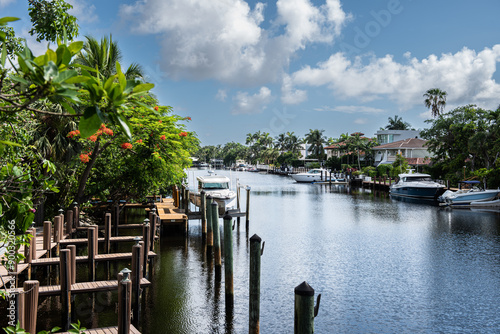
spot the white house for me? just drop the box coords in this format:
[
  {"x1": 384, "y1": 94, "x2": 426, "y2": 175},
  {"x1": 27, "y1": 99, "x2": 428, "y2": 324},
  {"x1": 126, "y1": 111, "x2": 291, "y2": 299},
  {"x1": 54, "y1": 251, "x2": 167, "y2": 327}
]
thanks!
[
  {"x1": 373, "y1": 137, "x2": 431, "y2": 166},
  {"x1": 375, "y1": 129, "x2": 421, "y2": 145}
]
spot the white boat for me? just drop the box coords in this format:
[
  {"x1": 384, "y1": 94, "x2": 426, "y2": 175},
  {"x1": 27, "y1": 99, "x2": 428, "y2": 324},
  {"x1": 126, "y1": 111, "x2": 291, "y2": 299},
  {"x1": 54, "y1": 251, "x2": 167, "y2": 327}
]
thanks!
[
  {"x1": 438, "y1": 181, "x2": 500, "y2": 206},
  {"x1": 290, "y1": 169, "x2": 331, "y2": 183},
  {"x1": 189, "y1": 173, "x2": 237, "y2": 215},
  {"x1": 390, "y1": 170, "x2": 445, "y2": 199},
  {"x1": 198, "y1": 162, "x2": 209, "y2": 169}
]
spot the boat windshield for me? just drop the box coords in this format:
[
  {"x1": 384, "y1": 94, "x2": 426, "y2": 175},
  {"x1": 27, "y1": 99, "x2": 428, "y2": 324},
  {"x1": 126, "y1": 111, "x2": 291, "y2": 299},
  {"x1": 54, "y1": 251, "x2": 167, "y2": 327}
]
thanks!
[
  {"x1": 308, "y1": 170, "x2": 322, "y2": 174},
  {"x1": 201, "y1": 182, "x2": 229, "y2": 189},
  {"x1": 403, "y1": 176, "x2": 432, "y2": 182}
]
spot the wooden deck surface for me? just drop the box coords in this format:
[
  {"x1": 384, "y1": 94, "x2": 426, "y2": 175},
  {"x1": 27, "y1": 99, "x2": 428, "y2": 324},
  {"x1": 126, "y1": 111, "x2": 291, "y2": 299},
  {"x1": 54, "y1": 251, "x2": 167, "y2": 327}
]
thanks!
[
  {"x1": 59, "y1": 325, "x2": 141, "y2": 334},
  {"x1": 31, "y1": 251, "x2": 156, "y2": 266},
  {"x1": 59, "y1": 236, "x2": 139, "y2": 245}
]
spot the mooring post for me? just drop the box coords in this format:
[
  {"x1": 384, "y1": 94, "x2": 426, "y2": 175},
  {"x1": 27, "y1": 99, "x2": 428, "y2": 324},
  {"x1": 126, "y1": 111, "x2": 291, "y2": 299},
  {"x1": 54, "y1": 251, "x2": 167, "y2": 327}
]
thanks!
[
  {"x1": 43, "y1": 221, "x2": 52, "y2": 257},
  {"x1": 72, "y1": 202, "x2": 79, "y2": 228},
  {"x1": 67, "y1": 245, "x2": 76, "y2": 285},
  {"x1": 246, "y1": 187, "x2": 251, "y2": 229},
  {"x1": 294, "y1": 281, "x2": 321, "y2": 334},
  {"x1": 206, "y1": 196, "x2": 214, "y2": 249},
  {"x1": 114, "y1": 204, "x2": 120, "y2": 237},
  {"x1": 249, "y1": 234, "x2": 264, "y2": 334},
  {"x1": 66, "y1": 209, "x2": 73, "y2": 236},
  {"x1": 179, "y1": 185, "x2": 184, "y2": 210},
  {"x1": 118, "y1": 268, "x2": 132, "y2": 334},
  {"x1": 88, "y1": 225, "x2": 98, "y2": 282},
  {"x1": 60, "y1": 249, "x2": 71, "y2": 331},
  {"x1": 211, "y1": 202, "x2": 221, "y2": 268},
  {"x1": 53, "y1": 216, "x2": 61, "y2": 256},
  {"x1": 237, "y1": 183, "x2": 241, "y2": 225},
  {"x1": 201, "y1": 191, "x2": 207, "y2": 238},
  {"x1": 104, "y1": 212, "x2": 112, "y2": 254},
  {"x1": 131, "y1": 238, "x2": 142, "y2": 327},
  {"x1": 149, "y1": 208, "x2": 157, "y2": 251},
  {"x1": 223, "y1": 214, "x2": 234, "y2": 310},
  {"x1": 24, "y1": 228, "x2": 35, "y2": 280},
  {"x1": 22, "y1": 280, "x2": 39, "y2": 334},
  {"x1": 142, "y1": 219, "x2": 150, "y2": 278},
  {"x1": 184, "y1": 187, "x2": 190, "y2": 213}
]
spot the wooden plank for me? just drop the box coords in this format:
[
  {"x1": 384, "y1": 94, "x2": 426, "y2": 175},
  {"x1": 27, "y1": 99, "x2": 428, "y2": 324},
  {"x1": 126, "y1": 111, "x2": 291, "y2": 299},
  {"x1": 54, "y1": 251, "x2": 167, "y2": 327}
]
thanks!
[{"x1": 58, "y1": 325, "x2": 141, "y2": 334}]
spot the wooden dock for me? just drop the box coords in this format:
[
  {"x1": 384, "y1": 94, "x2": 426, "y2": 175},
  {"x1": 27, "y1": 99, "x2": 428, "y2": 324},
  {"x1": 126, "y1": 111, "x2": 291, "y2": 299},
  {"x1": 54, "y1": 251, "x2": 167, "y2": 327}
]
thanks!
[
  {"x1": 60, "y1": 325, "x2": 141, "y2": 334},
  {"x1": 30, "y1": 251, "x2": 156, "y2": 266}
]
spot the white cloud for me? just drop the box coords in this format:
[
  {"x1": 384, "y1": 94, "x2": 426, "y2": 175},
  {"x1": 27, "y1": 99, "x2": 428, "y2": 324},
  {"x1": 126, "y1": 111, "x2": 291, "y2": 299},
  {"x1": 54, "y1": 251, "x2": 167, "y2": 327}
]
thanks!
[
  {"x1": 314, "y1": 105, "x2": 385, "y2": 114},
  {"x1": 216, "y1": 89, "x2": 227, "y2": 102},
  {"x1": 0, "y1": 0, "x2": 15, "y2": 8},
  {"x1": 67, "y1": 0, "x2": 98, "y2": 23},
  {"x1": 231, "y1": 86, "x2": 272, "y2": 114},
  {"x1": 354, "y1": 118, "x2": 368, "y2": 124},
  {"x1": 281, "y1": 74, "x2": 307, "y2": 104},
  {"x1": 290, "y1": 45, "x2": 500, "y2": 110},
  {"x1": 119, "y1": 0, "x2": 350, "y2": 85}
]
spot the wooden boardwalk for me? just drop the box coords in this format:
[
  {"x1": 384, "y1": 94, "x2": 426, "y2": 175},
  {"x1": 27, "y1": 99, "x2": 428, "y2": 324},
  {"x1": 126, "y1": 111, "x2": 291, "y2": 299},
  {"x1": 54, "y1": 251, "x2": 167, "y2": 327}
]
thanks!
[
  {"x1": 59, "y1": 235, "x2": 139, "y2": 245},
  {"x1": 60, "y1": 325, "x2": 141, "y2": 334},
  {"x1": 30, "y1": 251, "x2": 156, "y2": 266}
]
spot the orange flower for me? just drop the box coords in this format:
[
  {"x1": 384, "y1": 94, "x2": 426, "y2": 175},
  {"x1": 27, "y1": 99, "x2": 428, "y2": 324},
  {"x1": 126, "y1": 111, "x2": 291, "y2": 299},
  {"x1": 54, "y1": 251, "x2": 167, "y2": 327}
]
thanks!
[
  {"x1": 79, "y1": 154, "x2": 90, "y2": 163},
  {"x1": 179, "y1": 132, "x2": 188, "y2": 137},
  {"x1": 160, "y1": 135, "x2": 166, "y2": 140},
  {"x1": 136, "y1": 139, "x2": 143, "y2": 144},
  {"x1": 103, "y1": 128, "x2": 114, "y2": 136},
  {"x1": 154, "y1": 106, "x2": 159, "y2": 111},
  {"x1": 159, "y1": 120, "x2": 162, "y2": 123},
  {"x1": 75, "y1": 130, "x2": 80, "y2": 135},
  {"x1": 185, "y1": 117, "x2": 191, "y2": 121},
  {"x1": 88, "y1": 135, "x2": 97, "y2": 142},
  {"x1": 121, "y1": 142, "x2": 133, "y2": 149}
]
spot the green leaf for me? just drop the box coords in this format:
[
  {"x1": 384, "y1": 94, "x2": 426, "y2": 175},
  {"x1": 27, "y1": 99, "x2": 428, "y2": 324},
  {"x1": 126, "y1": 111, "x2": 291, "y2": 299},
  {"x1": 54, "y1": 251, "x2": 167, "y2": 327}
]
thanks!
[
  {"x1": 60, "y1": 100, "x2": 76, "y2": 114},
  {"x1": 67, "y1": 41, "x2": 84, "y2": 55},
  {"x1": 64, "y1": 75, "x2": 91, "y2": 84},
  {"x1": 43, "y1": 61, "x2": 59, "y2": 81},
  {"x1": 53, "y1": 69, "x2": 77, "y2": 83},
  {"x1": 9, "y1": 75, "x2": 29, "y2": 85},
  {"x1": 116, "y1": 62, "x2": 126, "y2": 91},
  {"x1": 56, "y1": 45, "x2": 71, "y2": 66},
  {"x1": 103, "y1": 75, "x2": 116, "y2": 94},
  {"x1": 79, "y1": 106, "x2": 103, "y2": 138},
  {"x1": 0, "y1": 140, "x2": 22, "y2": 147},
  {"x1": 115, "y1": 113, "x2": 132, "y2": 140},
  {"x1": 0, "y1": 17, "x2": 20, "y2": 25},
  {"x1": 1, "y1": 43, "x2": 6, "y2": 67},
  {"x1": 46, "y1": 49, "x2": 57, "y2": 64},
  {"x1": 132, "y1": 83, "x2": 155, "y2": 94},
  {"x1": 73, "y1": 63, "x2": 98, "y2": 73},
  {"x1": 0, "y1": 30, "x2": 5, "y2": 42}
]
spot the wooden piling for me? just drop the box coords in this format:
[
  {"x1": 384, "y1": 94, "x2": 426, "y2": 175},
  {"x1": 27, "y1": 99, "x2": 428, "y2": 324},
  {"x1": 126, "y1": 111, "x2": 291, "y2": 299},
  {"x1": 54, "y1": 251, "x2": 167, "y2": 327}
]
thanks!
[
  {"x1": 149, "y1": 210, "x2": 157, "y2": 251},
  {"x1": 60, "y1": 249, "x2": 71, "y2": 331},
  {"x1": 43, "y1": 221, "x2": 51, "y2": 257},
  {"x1": 72, "y1": 202, "x2": 79, "y2": 228},
  {"x1": 246, "y1": 187, "x2": 251, "y2": 229},
  {"x1": 179, "y1": 185, "x2": 184, "y2": 210},
  {"x1": 105, "y1": 212, "x2": 112, "y2": 254},
  {"x1": 201, "y1": 191, "x2": 207, "y2": 238},
  {"x1": 22, "y1": 280, "x2": 39, "y2": 334},
  {"x1": 114, "y1": 204, "x2": 120, "y2": 237},
  {"x1": 236, "y1": 185, "x2": 241, "y2": 225},
  {"x1": 118, "y1": 269, "x2": 132, "y2": 334},
  {"x1": 142, "y1": 219, "x2": 150, "y2": 278},
  {"x1": 67, "y1": 245, "x2": 76, "y2": 284},
  {"x1": 184, "y1": 187, "x2": 190, "y2": 213},
  {"x1": 211, "y1": 202, "x2": 221, "y2": 268},
  {"x1": 206, "y1": 197, "x2": 214, "y2": 248},
  {"x1": 66, "y1": 209, "x2": 73, "y2": 236},
  {"x1": 249, "y1": 234, "x2": 262, "y2": 334},
  {"x1": 223, "y1": 214, "x2": 234, "y2": 310},
  {"x1": 88, "y1": 225, "x2": 98, "y2": 282},
  {"x1": 53, "y1": 216, "x2": 61, "y2": 255},
  {"x1": 131, "y1": 240, "x2": 142, "y2": 326},
  {"x1": 294, "y1": 281, "x2": 320, "y2": 334},
  {"x1": 24, "y1": 228, "x2": 35, "y2": 279}
]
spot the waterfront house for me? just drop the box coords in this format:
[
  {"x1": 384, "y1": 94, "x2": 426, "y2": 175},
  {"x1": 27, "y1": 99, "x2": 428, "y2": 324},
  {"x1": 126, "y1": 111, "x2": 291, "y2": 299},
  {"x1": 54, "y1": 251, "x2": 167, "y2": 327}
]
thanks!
[{"x1": 372, "y1": 137, "x2": 431, "y2": 166}]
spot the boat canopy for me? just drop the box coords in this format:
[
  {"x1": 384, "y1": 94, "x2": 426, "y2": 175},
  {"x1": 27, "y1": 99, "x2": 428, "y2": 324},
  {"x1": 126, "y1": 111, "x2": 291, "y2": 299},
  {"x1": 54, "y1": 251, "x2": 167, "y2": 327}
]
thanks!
[{"x1": 197, "y1": 175, "x2": 230, "y2": 189}]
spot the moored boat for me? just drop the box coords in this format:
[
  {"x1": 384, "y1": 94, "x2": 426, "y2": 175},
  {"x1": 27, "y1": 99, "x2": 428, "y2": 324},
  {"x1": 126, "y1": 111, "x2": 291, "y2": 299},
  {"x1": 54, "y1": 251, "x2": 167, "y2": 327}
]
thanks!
[
  {"x1": 189, "y1": 173, "x2": 237, "y2": 215},
  {"x1": 390, "y1": 170, "x2": 445, "y2": 199},
  {"x1": 290, "y1": 169, "x2": 331, "y2": 183},
  {"x1": 438, "y1": 181, "x2": 500, "y2": 206}
]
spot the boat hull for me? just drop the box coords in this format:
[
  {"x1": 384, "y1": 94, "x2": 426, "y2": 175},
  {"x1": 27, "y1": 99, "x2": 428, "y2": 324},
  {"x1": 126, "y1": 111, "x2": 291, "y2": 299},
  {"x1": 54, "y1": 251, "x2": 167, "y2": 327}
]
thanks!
[
  {"x1": 439, "y1": 189, "x2": 500, "y2": 204},
  {"x1": 390, "y1": 186, "x2": 444, "y2": 199},
  {"x1": 189, "y1": 192, "x2": 237, "y2": 215}
]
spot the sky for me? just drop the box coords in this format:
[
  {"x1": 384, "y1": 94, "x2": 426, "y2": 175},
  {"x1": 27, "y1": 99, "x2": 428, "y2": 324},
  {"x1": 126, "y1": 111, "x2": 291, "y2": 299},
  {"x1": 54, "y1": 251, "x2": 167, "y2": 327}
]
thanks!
[{"x1": 2, "y1": 0, "x2": 500, "y2": 145}]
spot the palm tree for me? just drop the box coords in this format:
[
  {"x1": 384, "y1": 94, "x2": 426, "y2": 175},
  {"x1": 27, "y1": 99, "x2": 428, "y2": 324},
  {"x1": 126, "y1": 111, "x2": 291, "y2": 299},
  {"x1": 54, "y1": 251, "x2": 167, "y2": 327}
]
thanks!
[
  {"x1": 385, "y1": 115, "x2": 411, "y2": 130},
  {"x1": 304, "y1": 129, "x2": 326, "y2": 160},
  {"x1": 346, "y1": 133, "x2": 366, "y2": 170},
  {"x1": 73, "y1": 35, "x2": 145, "y2": 80},
  {"x1": 424, "y1": 88, "x2": 447, "y2": 117}
]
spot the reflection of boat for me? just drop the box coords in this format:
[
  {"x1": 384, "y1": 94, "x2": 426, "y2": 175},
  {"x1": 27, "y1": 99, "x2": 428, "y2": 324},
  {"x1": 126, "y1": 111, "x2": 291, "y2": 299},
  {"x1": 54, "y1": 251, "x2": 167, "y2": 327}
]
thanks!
[
  {"x1": 189, "y1": 173, "x2": 237, "y2": 215},
  {"x1": 290, "y1": 169, "x2": 332, "y2": 183},
  {"x1": 390, "y1": 170, "x2": 445, "y2": 199},
  {"x1": 247, "y1": 167, "x2": 258, "y2": 172},
  {"x1": 438, "y1": 181, "x2": 500, "y2": 206}
]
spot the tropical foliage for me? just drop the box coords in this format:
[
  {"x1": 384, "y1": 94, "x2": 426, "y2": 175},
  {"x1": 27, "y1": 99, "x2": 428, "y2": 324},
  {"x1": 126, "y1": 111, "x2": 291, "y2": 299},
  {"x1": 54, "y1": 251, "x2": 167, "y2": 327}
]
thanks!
[{"x1": 423, "y1": 88, "x2": 447, "y2": 118}]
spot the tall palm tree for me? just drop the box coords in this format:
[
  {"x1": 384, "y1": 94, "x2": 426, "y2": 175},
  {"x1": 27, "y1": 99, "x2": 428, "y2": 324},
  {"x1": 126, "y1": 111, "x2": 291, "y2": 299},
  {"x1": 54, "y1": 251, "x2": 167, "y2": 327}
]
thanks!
[
  {"x1": 304, "y1": 129, "x2": 326, "y2": 160},
  {"x1": 385, "y1": 115, "x2": 411, "y2": 130},
  {"x1": 423, "y1": 88, "x2": 447, "y2": 118},
  {"x1": 73, "y1": 35, "x2": 145, "y2": 80}
]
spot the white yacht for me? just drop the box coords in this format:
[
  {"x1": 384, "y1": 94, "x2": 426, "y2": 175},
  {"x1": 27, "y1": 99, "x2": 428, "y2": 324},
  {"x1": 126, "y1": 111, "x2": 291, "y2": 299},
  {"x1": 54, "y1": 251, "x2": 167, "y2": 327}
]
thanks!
[
  {"x1": 290, "y1": 169, "x2": 331, "y2": 183},
  {"x1": 390, "y1": 170, "x2": 445, "y2": 199},
  {"x1": 189, "y1": 173, "x2": 237, "y2": 215}
]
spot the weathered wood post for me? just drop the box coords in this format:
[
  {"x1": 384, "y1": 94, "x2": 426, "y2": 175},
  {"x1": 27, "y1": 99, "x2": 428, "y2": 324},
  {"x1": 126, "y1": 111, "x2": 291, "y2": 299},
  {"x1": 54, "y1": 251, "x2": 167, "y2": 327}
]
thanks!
[
  {"x1": 223, "y1": 214, "x2": 234, "y2": 310},
  {"x1": 60, "y1": 249, "x2": 71, "y2": 331},
  {"x1": 88, "y1": 225, "x2": 98, "y2": 282},
  {"x1": 104, "y1": 212, "x2": 112, "y2": 254},
  {"x1": 249, "y1": 234, "x2": 264, "y2": 334},
  {"x1": 118, "y1": 268, "x2": 132, "y2": 334},
  {"x1": 43, "y1": 221, "x2": 52, "y2": 257},
  {"x1": 142, "y1": 219, "x2": 150, "y2": 278},
  {"x1": 22, "y1": 280, "x2": 39, "y2": 334},
  {"x1": 72, "y1": 202, "x2": 79, "y2": 228},
  {"x1": 114, "y1": 204, "x2": 120, "y2": 237},
  {"x1": 236, "y1": 183, "x2": 241, "y2": 225},
  {"x1": 53, "y1": 216, "x2": 61, "y2": 256},
  {"x1": 67, "y1": 245, "x2": 77, "y2": 285},
  {"x1": 245, "y1": 186, "x2": 251, "y2": 229},
  {"x1": 179, "y1": 185, "x2": 184, "y2": 210},
  {"x1": 294, "y1": 281, "x2": 321, "y2": 334},
  {"x1": 149, "y1": 208, "x2": 157, "y2": 251},
  {"x1": 200, "y1": 191, "x2": 207, "y2": 238},
  {"x1": 131, "y1": 238, "x2": 142, "y2": 327},
  {"x1": 184, "y1": 187, "x2": 190, "y2": 213},
  {"x1": 24, "y1": 228, "x2": 35, "y2": 280},
  {"x1": 206, "y1": 196, "x2": 214, "y2": 249},
  {"x1": 66, "y1": 209, "x2": 74, "y2": 236},
  {"x1": 211, "y1": 202, "x2": 221, "y2": 268}
]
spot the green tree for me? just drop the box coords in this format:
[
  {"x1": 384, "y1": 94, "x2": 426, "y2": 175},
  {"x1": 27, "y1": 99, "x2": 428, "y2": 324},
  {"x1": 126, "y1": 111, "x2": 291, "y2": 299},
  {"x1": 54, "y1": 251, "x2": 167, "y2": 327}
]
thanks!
[
  {"x1": 28, "y1": 0, "x2": 79, "y2": 42},
  {"x1": 423, "y1": 88, "x2": 447, "y2": 118},
  {"x1": 385, "y1": 115, "x2": 412, "y2": 130},
  {"x1": 304, "y1": 129, "x2": 326, "y2": 160}
]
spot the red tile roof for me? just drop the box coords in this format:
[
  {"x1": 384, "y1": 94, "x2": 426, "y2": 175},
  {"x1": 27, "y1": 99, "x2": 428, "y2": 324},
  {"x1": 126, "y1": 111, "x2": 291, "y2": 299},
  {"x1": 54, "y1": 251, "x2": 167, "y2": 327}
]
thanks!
[{"x1": 373, "y1": 137, "x2": 428, "y2": 149}]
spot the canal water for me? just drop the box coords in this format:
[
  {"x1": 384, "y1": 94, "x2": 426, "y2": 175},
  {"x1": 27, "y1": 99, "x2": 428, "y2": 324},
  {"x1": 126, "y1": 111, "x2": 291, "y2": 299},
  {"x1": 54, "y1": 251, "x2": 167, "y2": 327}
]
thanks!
[{"x1": 142, "y1": 169, "x2": 500, "y2": 333}]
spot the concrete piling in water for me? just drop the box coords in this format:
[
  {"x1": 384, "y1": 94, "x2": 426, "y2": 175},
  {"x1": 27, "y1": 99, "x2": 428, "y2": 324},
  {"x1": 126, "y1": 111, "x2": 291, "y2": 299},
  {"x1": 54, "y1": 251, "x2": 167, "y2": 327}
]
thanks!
[
  {"x1": 201, "y1": 191, "x2": 207, "y2": 239},
  {"x1": 249, "y1": 234, "x2": 264, "y2": 334},
  {"x1": 294, "y1": 281, "x2": 321, "y2": 334},
  {"x1": 206, "y1": 196, "x2": 214, "y2": 250},
  {"x1": 211, "y1": 202, "x2": 221, "y2": 269},
  {"x1": 223, "y1": 214, "x2": 234, "y2": 310},
  {"x1": 246, "y1": 187, "x2": 251, "y2": 229}
]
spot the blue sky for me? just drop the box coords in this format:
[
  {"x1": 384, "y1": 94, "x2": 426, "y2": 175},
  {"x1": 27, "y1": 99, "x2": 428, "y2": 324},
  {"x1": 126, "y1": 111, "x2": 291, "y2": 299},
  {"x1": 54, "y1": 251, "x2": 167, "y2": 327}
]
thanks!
[{"x1": 3, "y1": 0, "x2": 500, "y2": 145}]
